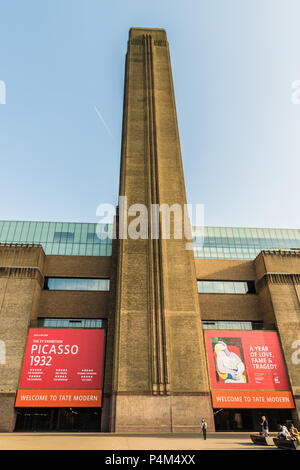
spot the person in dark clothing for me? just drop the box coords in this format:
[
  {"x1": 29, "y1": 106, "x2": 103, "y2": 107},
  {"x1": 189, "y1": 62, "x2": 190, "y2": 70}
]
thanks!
[
  {"x1": 260, "y1": 416, "x2": 269, "y2": 436},
  {"x1": 201, "y1": 418, "x2": 207, "y2": 440}
]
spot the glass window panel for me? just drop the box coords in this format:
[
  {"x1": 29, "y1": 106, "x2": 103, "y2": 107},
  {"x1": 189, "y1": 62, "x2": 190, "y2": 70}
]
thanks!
[
  {"x1": 69, "y1": 320, "x2": 82, "y2": 328},
  {"x1": 58, "y1": 243, "x2": 67, "y2": 255},
  {"x1": 207, "y1": 281, "x2": 214, "y2": 293},
  {"x1": 78, "y1": 244, "x2": 86, "y2": 256},
  {"x1": 65, "y1": 244, "x2": 73, "y2": 256},
  {"x1": 100, "y1": 244, "x2": 107, "y2": 256},
  {"x1": 223, "y1": 282, "x2": 235, "y2": 294},
  {"x1": 47, "y1": 278, "x2": 56, "y2": 290},
  {"x1": 2, "y1": 222, "x2": 13, "y2": 241},
  {"x1": 86, "y1": 279, "x2": 98, "y2": 291},
  {"x1": 32, "y1": 222, "x2": 43, "y2": 243},
  {"x1": 13, "y1": 222, "x2": 23, "y2": 242},
  {"x1": 26, "y1": 222, "x2": 36, "y2": 242},
  {"x1": 202, "y1": 321, "x2": 217, "y2": 330},
  {"x1": 54, "y1": 223, "x2": 63, "y2": 239},
  {"x1": 38, "y1": 318, "x2": 106, "y2": 329},
  {"x1": 88, "y1": 224, "x2": 96, "y2": 235},
  {"x1": 59, "y1": 232, "x2": 68, "y2": 242},
  {"x1": 56, "y1": 279, "x2": 67, "y2": 290},
  {"x1": 40, "y1": 222, "x2": 49, "y2": 242},
  {"x1": 50, "y1": 243, "x2": 60, "y2": 254},
  {"x1": 66, "y1": 279, "x2": 77, "y2": 290},
  {"x1": 68, "y1": 223, "x2": 75, "y2": 235},
  {"x1": 53, "y1": 232, "x2": 74, "y2": 243},
  {"x1": 45, "y1": 223, "x2": 55, "y2": 243},
  {"x1": 71, "y1": 244, "x2": 80, "y2": 255},
  {"x1": 233, "y1": 282, "x2": 247, "y2": 294},
  {"x1": 93, "y1": 245, "x2": 101, "y2": 256},
  {"x1": 218, "y1": 321, "x2": 230, "y2": 329},
  {"x1": 213, "y1": 282, "x2": 224, "y2": 294},
  {"x1": 62, "y1": 222, "x2": 69, "y2": 233},
  {"x1": 79, "y1": 243, "x2": 87, "y2": 256},
  {"x1": 20, "y1": 222, "x2": 30, "y2": 242},
  {"x1": 74, "y1": 279, "x2": 86, "y2": 290},
  {"x1": 87, "y1": 233, "x2": 95, "y2": 244},
  {"x1": 202, "y1": 281, "x2": 214, "y2": 294},
  {"x1": 80, "y1": 224, "x2": 88, "y2": 243},
  {"x1": 73, "y1": 224, "x2": 81, "y2": 243},
  {"x1": 201, "y1": 320, "x2": 262, "y2": 331},
  {"x1": 6, "y1": 221, "x2": 17, "y2": 242},
  {"x1": 85, "y1": 245, "x2": 94, "y2": 256}
]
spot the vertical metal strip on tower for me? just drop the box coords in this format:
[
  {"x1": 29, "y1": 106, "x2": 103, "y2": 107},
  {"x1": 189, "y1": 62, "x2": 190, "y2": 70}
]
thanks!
[
  {"x1": 144, "y1": 34, "x2": 158, "y2": 395},
  {"x1": 144, "y1": 34, "x2": 169, "y2": 395}
]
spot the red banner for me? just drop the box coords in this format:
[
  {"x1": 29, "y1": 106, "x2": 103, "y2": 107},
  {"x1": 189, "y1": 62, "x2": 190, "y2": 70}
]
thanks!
[
  {"x1": 204, "y1": 330, "x2": 294, "y2": 408},
  {"x1": 16, "y1": 328, "x2": 105, "y2": 407}
]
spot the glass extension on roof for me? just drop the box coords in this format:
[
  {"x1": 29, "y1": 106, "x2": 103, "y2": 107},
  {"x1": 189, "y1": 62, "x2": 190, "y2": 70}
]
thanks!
[
  {"x1": 192, "y1": 226, "x2": 300, "y2": 260},
  {"x1": 0, "y1": 221, "x2": 112, "y2": 256},
  {"x1": 0, "y1": 220, "x2": 299, "y2": 259}
]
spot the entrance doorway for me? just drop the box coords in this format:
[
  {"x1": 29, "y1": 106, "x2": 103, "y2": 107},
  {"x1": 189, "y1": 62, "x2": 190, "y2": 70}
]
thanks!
[
  {"x1": 214, "y1": 408, "x2": 294, "y2": 432},
  {"x1": 14, "y1": 408, "x2": 101, "y2": 432}
]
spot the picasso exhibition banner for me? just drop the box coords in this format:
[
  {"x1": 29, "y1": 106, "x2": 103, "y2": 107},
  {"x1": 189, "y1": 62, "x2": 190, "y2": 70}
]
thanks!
[
  {"x1": 204, "y1": 330, "x2": 294, "y2": 408},
  {"x1": 15, "y1": 328, "x2": 105, "y2": 407}
]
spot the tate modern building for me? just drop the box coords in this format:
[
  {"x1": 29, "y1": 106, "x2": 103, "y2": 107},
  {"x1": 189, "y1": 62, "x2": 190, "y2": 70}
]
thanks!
[{"x1": 0, "y1": 28, "x2": 300, "y2": 433}]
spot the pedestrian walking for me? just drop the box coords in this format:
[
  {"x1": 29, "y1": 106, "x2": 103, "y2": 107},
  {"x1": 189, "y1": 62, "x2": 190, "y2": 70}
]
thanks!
[
  {"x1": 201, "y1": 418, "x2": 207, "y2": 440},
  {"x1": 260, "y1": 416, "x2": 269, "y2": 437}
]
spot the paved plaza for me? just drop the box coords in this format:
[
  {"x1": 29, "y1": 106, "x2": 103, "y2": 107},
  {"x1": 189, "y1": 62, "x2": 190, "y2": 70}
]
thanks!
[{"x1": 0, "y1": 432, "x2": 280, "y2": 451}]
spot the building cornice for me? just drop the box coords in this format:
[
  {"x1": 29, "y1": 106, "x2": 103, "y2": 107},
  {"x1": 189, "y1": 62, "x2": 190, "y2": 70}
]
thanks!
[
  {"x1": 0, "y1": 242, "x2": 43, "y2": 249},
  {"x1": 258, "y1": 249, "x2": 300, "y2": 258},
  {"x1": 0, "y1": 266, "x2": 44, "y2": 287},
  {"x1": 256, "y1": 272, "x2": 300, "y2": 288}
]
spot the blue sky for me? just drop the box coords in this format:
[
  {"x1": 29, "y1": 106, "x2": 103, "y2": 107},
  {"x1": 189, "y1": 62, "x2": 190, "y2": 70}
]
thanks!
[{"x1": 0, "y1": 0, "x2": 300, "y2": 228}]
